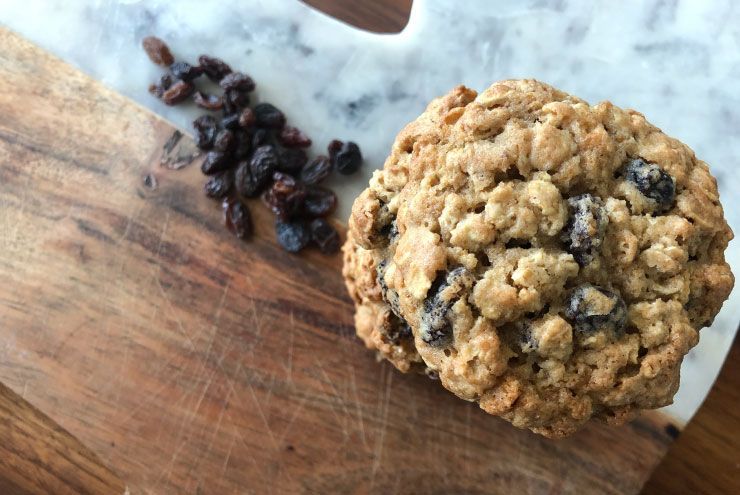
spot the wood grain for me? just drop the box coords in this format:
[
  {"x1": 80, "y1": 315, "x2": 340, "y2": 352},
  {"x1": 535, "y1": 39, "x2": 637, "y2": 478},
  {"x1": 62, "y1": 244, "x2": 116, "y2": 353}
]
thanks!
[
  {"x1": 0, "y1": 382, "x2": 126, "y2": 495},
  {"x1": 0, "y1": 23, "x2": 680, "y2": 495}
]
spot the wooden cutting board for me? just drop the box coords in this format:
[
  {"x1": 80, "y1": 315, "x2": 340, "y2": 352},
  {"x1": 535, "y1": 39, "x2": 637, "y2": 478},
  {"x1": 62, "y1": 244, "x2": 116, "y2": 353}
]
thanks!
[{"x1": 0, "y1": 27, "x2": 680, "y2": 494}]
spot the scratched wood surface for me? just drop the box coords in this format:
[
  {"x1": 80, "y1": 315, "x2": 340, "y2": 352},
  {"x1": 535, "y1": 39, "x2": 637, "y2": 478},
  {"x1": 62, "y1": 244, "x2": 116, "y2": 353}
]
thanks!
[
  {"x1": 0, "y1": 25, "x2": 681, "y2": 494},
  {"x1": 0, "y1": 382, "x2": 126, "y2": 495}
]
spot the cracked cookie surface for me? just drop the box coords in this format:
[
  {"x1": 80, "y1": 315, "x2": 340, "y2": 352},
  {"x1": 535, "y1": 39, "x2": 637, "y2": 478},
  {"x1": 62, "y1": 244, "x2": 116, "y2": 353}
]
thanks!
[{"x1": 342, "y1": 80, "x2": 733, "y2": 437}]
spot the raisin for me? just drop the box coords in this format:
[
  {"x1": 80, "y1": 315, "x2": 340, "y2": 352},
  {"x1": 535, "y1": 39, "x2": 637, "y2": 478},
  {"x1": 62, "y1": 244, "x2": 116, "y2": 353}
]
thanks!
[
  {"x1": 233, "y1": 131, "x2": 251, "y2": 159},
  {"x1": 333, "y1": 141, "x2": 362, "y2": 175},
  {"x1": 204, "y1": 171, "x2": 233, "y2": 199},
  {"x1": 238, "y1": 108, "x2": 256, "y2": 128},
  {"x1": 277, "y1": 148, "x2": 308, "y2": 175},
  {"x1": 225, "y1": 89, "x2": 250, "y2": 110},
  {"x1": 327, "y1": 139, "x2": 343, "y2": 160},
  {"x1": 369, "y1": 204, "x2": 395, "y2": 246},
  {"x1": 142, "y1": 36, "x2": 174, "y2": 66},
  {"x1": 376, "y1": 259, "x2": 402, "y2": 317},
  {"x1": 379, "y1": 219, "x2": 399, "y2": 244},
  {"x1": 398, "y1": 322, "x2": 413, "y2": 339},
  {"x1": 564, "y1": 284, "x2": 627, "y2": 335},
  {"x1": 300, "y1": 155, "x2": 332, "y2": 185},
  {"x1": 201, "y1": 151, "x2": 232, "y2": 175},
  {"x1": 213, "y1": 129, "x2": 235, "y2": 153},
  {"x1": 148, "y1": 84, "x2": 160, "y2": 98},
  {"x1": 143, "y1": 173, "x2": 158, "y2": 190},
  {"x1": 278, "y1": 126, "x2": 312, "y2": 148},
  {"x1": 234, "y1": 160, "x2": 260, "y2": 198},
  {"x1": 383, "y1": 312, "x2": 413, "y2": 344},
  {"x1": 263, "y1": 172, "x2": 306, "y2": 220},
  {"x1": 222, "y1": 197, "x2": 252, "y2": 239},
  {"x1": 250, "y1": 145, "x2": 279, "y2": 178},
  {"x1": 385, "y1": 313, "x2": 413, "y2": 344},
  {"x1": 219, "y1": 72, "x2": 256, "y2": 92},
  {"x1": 421, "y1": 268, "x2": 475, "y2": 347},
  {"x1": 388, "y1": 221, "x2": 399, "y2": 243},
  {"x1": 222, "y1": 97, "x2": 237, "y2": 116},
  {"x1": 148, "y1": 74, "x2": 173, "y2": 98},
  {"x1": 303, "y1": 186, "x2": 337, "y2": 218},
  {"x1": 624, "y1": 158, "x2": 676, "y2": 211},
  {"x1": 561, "y1": 194, "x2": 608, "y2": 266},
  {"x1": 309, "y1": 218, "x2": 340, "y2": 254},
  {"x1": 251, "y1": 128, "x2": 272, "y2": 148},
  {"x1": 234, "y1": 146, "x2": 277, "y2": 197},
  {"x1": 221, "y1": 114, "x2": 241, "y2": 130},
  {"x1": 275, "y1": 221, "x2": 311, "y2": 253},
  {"x1": 198, "y1": 55, "x2": 232, "y2": 81},
  {"x1": 192, "y1": 115, "x2": 218, "y2": 150},
  {"x1": 192, "y1": 91, "x2": 223, "y2": 110},
  {"x1": 162, "y1": 80, "x2": 195, "y2": 105},
  {"x1": 169, "y1": 61, "x2": 203, "y2": 82},
  {"x1": 253, "y1": 103, "x2": 286, "y2": 129}
]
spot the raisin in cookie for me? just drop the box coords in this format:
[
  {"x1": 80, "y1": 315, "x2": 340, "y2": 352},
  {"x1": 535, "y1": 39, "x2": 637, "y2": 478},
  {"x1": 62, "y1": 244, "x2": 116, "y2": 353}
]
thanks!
[{"x1": 342, "y1": 80, "x2": 733, "y2": 438}]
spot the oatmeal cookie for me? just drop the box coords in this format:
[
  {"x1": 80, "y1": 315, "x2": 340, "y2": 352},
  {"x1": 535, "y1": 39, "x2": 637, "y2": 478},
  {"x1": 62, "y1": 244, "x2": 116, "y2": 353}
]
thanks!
[{"x1": 342, "y1": 80, "x2": 733, "y2": 437}]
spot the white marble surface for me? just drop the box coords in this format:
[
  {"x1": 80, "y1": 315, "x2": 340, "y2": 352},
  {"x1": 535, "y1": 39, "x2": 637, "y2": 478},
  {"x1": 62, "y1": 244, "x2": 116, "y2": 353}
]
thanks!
[{"x1": 1, "y1": 0, "x2": 739, "y2": 425}]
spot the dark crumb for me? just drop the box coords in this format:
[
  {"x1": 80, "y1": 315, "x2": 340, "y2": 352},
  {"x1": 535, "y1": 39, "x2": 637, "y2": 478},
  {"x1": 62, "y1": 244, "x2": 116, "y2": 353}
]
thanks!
[
  {"x1": 425, "y1": 368, "x2": 440, "y2": 380},
  {"x1": 664, "y1": 423, "x2": 680, "y2": 439},
  {"x1": 142, "y1": 173, "x2": 158, "y2": 190}
]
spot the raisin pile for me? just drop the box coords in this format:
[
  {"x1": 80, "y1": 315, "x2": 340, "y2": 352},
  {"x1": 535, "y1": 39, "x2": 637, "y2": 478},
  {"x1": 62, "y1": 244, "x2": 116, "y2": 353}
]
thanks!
[{"x1": 143, "y1": 36, "x2": 363, "y2": 254}]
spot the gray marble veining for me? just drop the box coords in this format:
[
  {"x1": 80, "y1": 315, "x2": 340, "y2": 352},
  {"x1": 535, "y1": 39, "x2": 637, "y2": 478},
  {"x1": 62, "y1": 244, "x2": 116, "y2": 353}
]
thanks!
[{"x1": 1, "y1": 0, "x2": 739, "y2": 424}]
